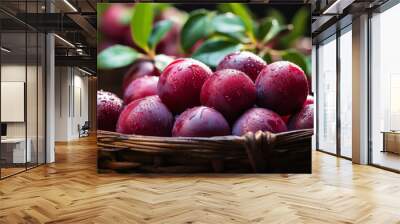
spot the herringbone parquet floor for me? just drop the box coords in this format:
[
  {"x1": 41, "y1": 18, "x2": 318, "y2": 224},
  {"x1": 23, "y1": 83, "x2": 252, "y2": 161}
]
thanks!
[{"x1": 1, "y1": 136, "x2": 400, "y2": 224}]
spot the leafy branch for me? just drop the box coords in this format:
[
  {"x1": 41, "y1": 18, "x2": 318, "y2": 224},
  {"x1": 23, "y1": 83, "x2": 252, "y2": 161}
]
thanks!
[{"x1": 98, "y1": 3, "x2": 174, "y2": 71}]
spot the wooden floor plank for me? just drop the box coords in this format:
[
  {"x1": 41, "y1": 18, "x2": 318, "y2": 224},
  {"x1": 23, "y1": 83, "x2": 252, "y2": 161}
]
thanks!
[{"x1": 0, "y1": 136, "x2": 400, "y2": 223}]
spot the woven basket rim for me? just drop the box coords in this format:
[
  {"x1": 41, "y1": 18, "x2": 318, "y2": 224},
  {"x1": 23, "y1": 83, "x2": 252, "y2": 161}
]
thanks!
[
  {"x1": 97, "y1": 129, "x2": 313, "y2": 173},
  {"x1": 97, "y1": 129, "x2": 314, "y2": 141}
]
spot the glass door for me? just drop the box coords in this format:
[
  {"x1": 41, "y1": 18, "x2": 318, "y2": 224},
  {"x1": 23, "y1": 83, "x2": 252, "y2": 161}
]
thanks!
[{"x1": 339, "y1": 26, "x2": 352, "y2": 158}]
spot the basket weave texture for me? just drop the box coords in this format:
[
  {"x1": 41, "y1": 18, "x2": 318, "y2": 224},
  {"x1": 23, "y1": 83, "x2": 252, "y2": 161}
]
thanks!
[{"x1": 97, "y1": 129, "x2": 313, "y2": 173}]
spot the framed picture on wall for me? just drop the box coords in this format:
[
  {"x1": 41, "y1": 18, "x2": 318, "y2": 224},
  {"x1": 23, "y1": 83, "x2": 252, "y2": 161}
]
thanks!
[
  {"x1": 1, "y1": 81, "x2": 25, "y2": 122},
  {"x1": 96, "y1": 2, "x2": 313, "y2": 173}
]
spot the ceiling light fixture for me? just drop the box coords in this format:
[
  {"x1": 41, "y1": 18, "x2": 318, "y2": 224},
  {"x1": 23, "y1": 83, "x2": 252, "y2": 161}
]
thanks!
[
  {"x1": 1, "y1": 47, "x2": 11, "y2": 53},
  {"x1": 323, "y1": 0, "x2": 342, "y2": 14},
  {"x1": 322, "y1": 0, "x2": 354, "y2": 15},
  {"x1": 54, "y1": 34, "x2": 75, "y2": 48},
  {"x1": 63, "y1": 0, "x2": 78, "y2": 12}
]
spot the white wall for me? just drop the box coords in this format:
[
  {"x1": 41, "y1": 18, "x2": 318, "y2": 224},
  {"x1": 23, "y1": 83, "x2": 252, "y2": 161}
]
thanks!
[
  {"x1": 55, "y1": 66, "x2": 69, "y2": 141},
  {"x1": 72, "y1": 73, "x2": 89, "y2": 138},
  {"x1": 54, "y1": 67, "x2": 89, "y2": 141}
]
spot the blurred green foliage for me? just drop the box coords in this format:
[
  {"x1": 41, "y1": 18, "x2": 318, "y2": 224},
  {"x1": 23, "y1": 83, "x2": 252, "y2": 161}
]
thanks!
[
  {"x1": 279, "y1": 7, "x2": 310, "y2": 48},
  {"x1": 97, "y1": 45, "x2": 142, "y2": 70},
  {"x1": 97, "y1": 3, "x2": 311, "y2": 75},
  {"x1": 131, "y1": 3, "x2": 154, "y2": 53}
]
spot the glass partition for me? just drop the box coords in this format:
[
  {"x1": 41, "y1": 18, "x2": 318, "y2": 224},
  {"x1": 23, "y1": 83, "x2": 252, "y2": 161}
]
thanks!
[
  {"x1": 370, "y1": 3, "x2": 400, "y2": 171},
  {"x1": 317, "y1": 35, "x2": 337, "y2": 154},
  {"x1": 27, "y1": 30, "x2": 38, "y2": 169},
  {"x1": 0, "y1": 1, "x2": 46, "y2": 179},
  {"x1": 38, "y1": 32, "x2": 45, "y2": 165},
  {"x1": 0, "y1": 31, "x2": 28, "y2": 177}
]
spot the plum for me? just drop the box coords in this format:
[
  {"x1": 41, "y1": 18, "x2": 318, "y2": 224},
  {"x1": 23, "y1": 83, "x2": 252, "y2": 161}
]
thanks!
[
  {"x1": 156, "y1": 7, "x2": 186, "y2": 26},
  {"x1": 116, "y1": 96, "x2": 174, "y2": 136},
  {"x1": 122, "y1": 60, "x2": 160, "y2": 92},
  {"x1": 122, "y1": 27, "x2": 147, "y2": 53},
  {"x1": 156, "y1": 22, "x2": 182, "y2": 57},
  {"x1": 172, "y1": 106, "x2": 230, "y2": 137},
  {"x1": 288, "y1": 104, "x2": 314, "y2": 130},
  {"x1": 122, "y1": 28, "x2": 135, "y2": 47},
  {"x1": 255, "y1": 61, "x2": 308, "y2": 115},
  {"x1": 158, "y1": 58, "x2": 212, "y2": 113},
  {"x1": 232, "y1": 108, "x2": 287, "y2": 136},
  {"x1": 217, "y1": 51, "x2": 267, "y2": 82},
  {"x1": 155, "y1": 8, "x2": 186, "y2": 57},
  {"x1": 123, "y1": 76, "x2": 159, "y2": 104},
  {"x1": 200, "y1": 69, "x2": 256, "y2": 121},
  {"x1": 304, "y1": 95, "x2": 314, "y2": 106},
  {"x1": 281, "y1": 115, "x2": 290, "y2": 124},
  {"x1": 97, "y1": 90, "x2": 123, "y2": 131},
  {"x1": 100, "y1": 4, "x2": 131, "y2": 41}
]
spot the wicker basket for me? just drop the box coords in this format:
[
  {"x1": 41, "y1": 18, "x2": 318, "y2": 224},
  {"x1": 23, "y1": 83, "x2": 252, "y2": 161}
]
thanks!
[{"x1": 97, "y1": 129, "x2": 313, "y2": 173}]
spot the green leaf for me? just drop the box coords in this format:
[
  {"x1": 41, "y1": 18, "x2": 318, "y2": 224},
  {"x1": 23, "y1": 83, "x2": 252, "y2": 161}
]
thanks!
[
  {"x1": 211, "y1": 13, "x2": 248, "y2": 43},
  {"x1": 153, "y1": 3, "x2": 172, "y2": 15},
  {"x1": 266, "y1": 9, "x2": 286, "y2": 25},
  {"x1": 154, "y1": 54, "x2": 174, "y2": 72},
  {"x1": 261, "y1": 52, "x2": 272, "y2": 64},
  {"x1": 217, "y1": 4, "x2": 231, "y2": 13},
  {"x1": 225, "y1": 3, "x2": 253, "y2": 35},
  {"x1": 97, "y1": 45, "x2": 142, "y2": 70},
  {"x1": 280, "y1": 7, "x2": 310, "y2": 48},
  {"x1": 257, "y1": 18, "x2": 282, "y2": 44},
  {"x1": 148, "y1": 20, "x2": 173, "y2": 50},
  {"x1": 180, "y1": 10, "x2": 214, "y2": 53},
  {"x1": 212, "y1": 13, "x2": 246, "y2": 33},
  {"x1": 192, "y1": 39, "x2": 242, "y2": 68},
  {"x1": 131, "y1": 3, "x2": 154, "y2": 52},
  {"x1": 218, "y1": 32, "x2": 249, "y2": 43},
  {"x1": 281, "y1": 50, "x2": 310, "y2": 75}
]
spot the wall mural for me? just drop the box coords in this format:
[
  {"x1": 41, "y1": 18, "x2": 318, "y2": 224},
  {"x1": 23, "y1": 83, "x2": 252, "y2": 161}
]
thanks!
[{"x1": 97, "y1": 3, "x2": 313, "y2": 173}]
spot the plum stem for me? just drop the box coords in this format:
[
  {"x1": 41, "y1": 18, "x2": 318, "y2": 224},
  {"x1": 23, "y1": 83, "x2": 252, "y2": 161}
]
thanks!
[{"x1": 147, "y1": 49, "x2": 156, "y2": 59}]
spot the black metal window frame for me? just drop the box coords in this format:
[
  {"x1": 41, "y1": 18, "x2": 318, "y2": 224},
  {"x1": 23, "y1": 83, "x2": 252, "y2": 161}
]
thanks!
[
  {"x1": 315, "y1": 0, "x2": 400, "y2": 173},
  {"x1": 315, "y1": 18, "x2": 353, "y2": 161}
]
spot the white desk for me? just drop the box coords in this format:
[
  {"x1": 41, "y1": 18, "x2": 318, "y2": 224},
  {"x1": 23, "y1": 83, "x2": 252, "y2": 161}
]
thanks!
[{"x1": 1, "y1": 138, "x2": 31, "y2": 163}]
